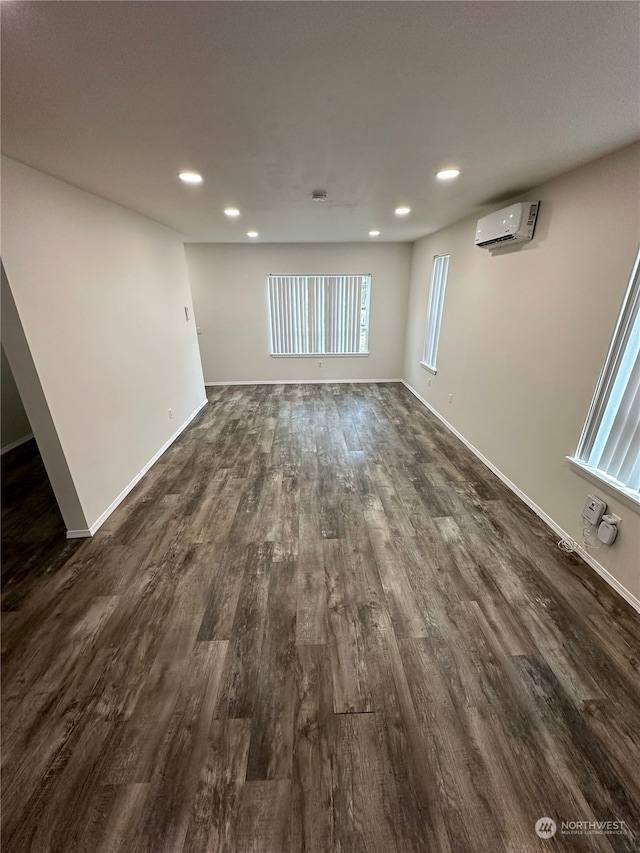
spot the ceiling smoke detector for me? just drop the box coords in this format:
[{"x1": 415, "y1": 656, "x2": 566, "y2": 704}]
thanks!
[{"x1": 311, "y1": 189, "x2": 328, "y2": 203}]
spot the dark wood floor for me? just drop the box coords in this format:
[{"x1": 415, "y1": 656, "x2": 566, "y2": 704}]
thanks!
[{"x1": 2, "y1": 383, "x2": 639, "y2": 852}]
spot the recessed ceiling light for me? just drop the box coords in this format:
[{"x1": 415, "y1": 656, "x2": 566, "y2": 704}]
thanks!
[
  {"x1": 436, "y1": 168, "x2": 460, "y2": 181},
  {"x1": 395, "y1": 207, "x2": 411, "y2": 216},
  {"x1": 224, "y1": 208, "x2": 240, "y2": 217},
  {"x1": 247, "y1": 231, "x2": 259, "y2": 238},
  {"x1": 178, "y1": 171, "x2": 203, "y2": 184},
  {"x1": 369, "y1": 230, "x2": 380, "y2": 237}
]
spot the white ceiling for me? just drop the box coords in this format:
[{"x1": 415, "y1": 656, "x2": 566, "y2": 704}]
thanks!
[{"x1": 2, "y1": 1, "x2": 639, "y2": 243}]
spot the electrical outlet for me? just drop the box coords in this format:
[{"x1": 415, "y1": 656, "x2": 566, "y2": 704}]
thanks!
[
  {"x1": 184, "y1": 306, "x2": 190, "y2": 322},
  {"x1": 582, "y1": 494, "x2": 606, "y2": 526},
  {"x1": 168, "y1": 408, "x2": 173, "y2": 419},
  {"x1": 318, "y1": 360, "x2": 322, "y2": 368},
  {"x1": 448, "y1": 393, "x2": 453, "y2": 404},
  {"x1": 427, "y1": 378, "x2": 432, "y2": 387}
]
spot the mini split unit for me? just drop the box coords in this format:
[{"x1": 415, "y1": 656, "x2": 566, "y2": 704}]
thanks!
[{"x1": 475, "y1": 201, "x2": 540, "y2": 249}]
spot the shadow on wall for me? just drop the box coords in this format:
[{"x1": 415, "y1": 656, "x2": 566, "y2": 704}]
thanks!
[
  {"x1": 1, "y1": 263, "x2": 88, "y2": 532},
  {"x1": 1, "y1": 344, "x2": 32, "y2": 453}
]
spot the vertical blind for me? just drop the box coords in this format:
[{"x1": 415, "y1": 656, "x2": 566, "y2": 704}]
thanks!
[
  {"x1": 422, "y1": 254, "x2": 450, "y2": 371},
  {"x1": 268, "y1": 275, "x2": 370, "y2": 355},
  {"x1": 575, "y1": 249, "x2": 640, "y2": 497}
]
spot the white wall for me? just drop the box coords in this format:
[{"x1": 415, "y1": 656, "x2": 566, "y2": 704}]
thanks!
[
  {"x1": 185, "y1": 243, "x2": 412, "y2": 383},
  {"x1": 404, "y1": 143, "x2": 640, "y2": 603},
  {"x1": 1, "y1": 157, "x2": 206, "y2": 533},
  {"x1": 1, "y1": 344, "x2": 32, "y2": 452}
]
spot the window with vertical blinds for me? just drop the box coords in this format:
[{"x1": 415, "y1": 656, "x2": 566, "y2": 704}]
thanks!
[
  {"x1": 268, "y1": 275, "x2": 370, "y2": 356},
  {"x1": 570, "y1": 249, "x2": 640, "y2": 505},
  {"x1": 421, "y1": 253, "x2": 450, "y2": 373}
]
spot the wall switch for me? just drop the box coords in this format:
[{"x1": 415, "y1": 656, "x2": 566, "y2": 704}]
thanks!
[
  {"x1": 168, "y1": 408, "x2": 173, "y2": 419},
  {"x1": 427, "y1": 378, "x2": 432, "y2": 387},
  {"x1": 184, "y1": 307, "x2": 190, "y2": 322},
  {"x1": 318, "y1": 360, "x2": 322, "y2": 368},
  {"x1": 197, "y1": 326, "x2": 202, "y2": 336},
  {"x1": 582, "y1": 494, "x2": 606, "y2": 526},
  {"x1": 448, "y1": 393, "x2": 453, "y2": 404}
]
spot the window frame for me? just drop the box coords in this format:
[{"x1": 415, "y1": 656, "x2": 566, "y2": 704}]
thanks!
[
  {"x1": 420, "y1": 253, "x2": 450, "y2": 374},
  {"x1": 568, "y1": 248, "x2": 640, "y2": 511},
  {"x1": 267, "y1": 274, "x2": 371, "y2": 358}
]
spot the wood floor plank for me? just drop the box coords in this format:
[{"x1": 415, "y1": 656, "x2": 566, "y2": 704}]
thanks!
[
  {"x1": 366, "y1": 518, "x2": 430, "y2": 639},
  {"x1": 182, "y1": 718, "x2": 252, "y2": 853},
  {"x1": 196, "y1": 537, "x2": 253, "y2": 641},
  {"x1": 296, "y1": 495, "x2": 328, "y2": 645},
  {"x1": 290, "y1": 644, "x2": 335, "y2": 853},
  {"x1": 245, "y1": 555, "x2": 297, "y2": 781},
  {"x1": 330, "y1": 713, "x2": 401, "y2": 853},
  {"x1": 216, "y1": 542, "x2": 272, "y2": 719},
  {"x1": 324, "y1": 539, "x2": 374, "y2": 714},
  {"x1": 359, "y1": 599, "x2": 452, "y2": 852},
  {"x1": 399, "y1": 635, "x2": 509, "y2": 851},
  {"x1": 129, "y1": 640, "x2": 229, "y2": 853},
  {"x1": 95, "y1": 783, "x2": 150, "y2": 853},
  {"x1": 235, "y1": 780, "x2": 292, "y2": 853}
]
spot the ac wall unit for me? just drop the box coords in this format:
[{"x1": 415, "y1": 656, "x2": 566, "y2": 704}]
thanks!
[{"x1": 475, "y1": 201, "x2": 540, "y2": 249}]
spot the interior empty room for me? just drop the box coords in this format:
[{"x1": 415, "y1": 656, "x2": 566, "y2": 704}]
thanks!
[{"x1": 1, "y1": 2, "x2": 639, "y2": 851}]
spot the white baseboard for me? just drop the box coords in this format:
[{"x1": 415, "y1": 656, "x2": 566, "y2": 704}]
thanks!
[
  {"x1": 205, "y1": 379, "x2": 403, "y2": 386},
  {"x1": 1, "y1": 432, "x2": 34, "y2": 455},
  {"x1": 401, "y1": 380, "x2": 640, "y2": 614},
  {"x1": 66, "y1": 398, "x2": 208, "y2": 539}
]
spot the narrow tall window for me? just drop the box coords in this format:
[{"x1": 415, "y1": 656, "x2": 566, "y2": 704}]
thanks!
[
  {"x1": 571, "y1": 249, "x2": 640, "y2": 503},
  {"x1": 268, "y1": 275, "x2": 370, "y2": 356},
  {"x1": 421, "y1": 253, "x2": 450, "y2": 373}
]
